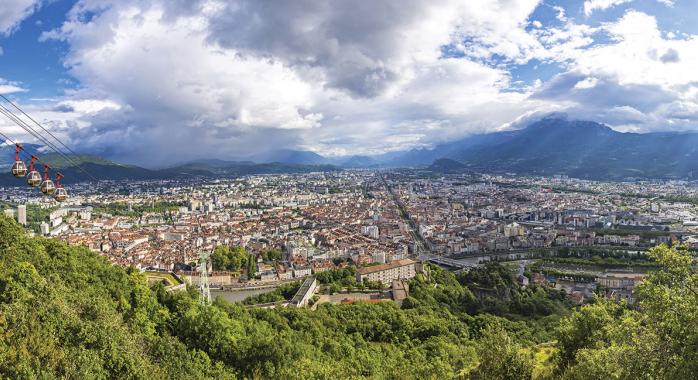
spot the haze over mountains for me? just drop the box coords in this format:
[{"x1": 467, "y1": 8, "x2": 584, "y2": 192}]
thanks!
[
  {"x1": 3, "y1": 116, "x2": 698, "y2": 183},
  {"x1": 324, "y1": 116, "x2": 698, "y2": 179},
  {"x1": 232, "y1": 116, "x2": 698, "y2": 180},
  {"x1": 414, "y1": 117, "x2": 698, "y2": 179}
]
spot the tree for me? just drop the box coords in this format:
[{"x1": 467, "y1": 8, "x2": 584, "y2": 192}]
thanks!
[
  {"x1": 210, "y1": 246, "x2": 249, "y2": 271},
  {"x1": 247, "y1": 253, "x2": 257, "y2": 277},
  {"x1": 261, "y1": 249, "x2": 282, "y2": 262},
  {"x1": 473, "y1": 327, "x2": 533, "y2": 380},
  {"x1": 557, "y1": 244, "x2": 698, "y2": 379},
  {"x1": 211, "y1": 245, "x2": 231, "y2": 271},
  {"x1": 554, "y1": 301, "x2": 620, "y2": 368}
]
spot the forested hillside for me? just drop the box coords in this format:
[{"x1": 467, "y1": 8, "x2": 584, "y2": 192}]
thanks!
[{"x1": 0, "y1": 215, "x2": 696, "y2": 379}]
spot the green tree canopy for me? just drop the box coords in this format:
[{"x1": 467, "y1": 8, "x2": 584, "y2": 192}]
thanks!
[{"x1": 2, "y1": 213, "x2": 696, "y2": 379}]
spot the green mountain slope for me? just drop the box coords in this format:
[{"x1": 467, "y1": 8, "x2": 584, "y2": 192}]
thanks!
[
  {"x1": 0, "y1": 157, "x2": 340, "y2": 185},
  {"x1": 2, "y1": 214, "x2": 697, "y2": 378},
  {"x1": 39, "y1": 152, "x2": 121, "y2": 167}
]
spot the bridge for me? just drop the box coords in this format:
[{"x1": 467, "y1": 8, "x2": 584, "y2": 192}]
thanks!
[
  {"x1": 289, "y1": 276, "x2": 318, "y2": 308},
  {"x1": 418, "y1": 254, "x2": 480, "y2": 270}
]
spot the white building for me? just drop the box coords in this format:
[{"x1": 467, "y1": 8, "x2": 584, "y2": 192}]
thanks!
[
  {"x1": 40, "y1": 222, "x2": 50, "y2": 235},
  {"x1": 260, "y1": 270, "x2": 277, "y2": 282},
  {"x1": 356, "y1": 259, "x2": 418, "y2": 286},
  {"x1": 49, "y1": 208, "x2": 67, "y2": 222},
  {"x1": 17, "y1": 205, "x2": 26, "y2": 226},
  {"x1": 79, "y1": 210, "x2": 92, "y2": 221},
  {"x1": 50, "y1": 223, "x2": 69, "y2": 236},
  {"x1": 504, "y1": 222, "x2": 525, "y2": 238},
  {"x1": 293, "y1": 266, "x2": 312, "y2": 278},
  {"x1": 51, "y1": 217, "x2": 63, "y2": 228},
  {"x1": 419, "y1": 224, "x2": 433, "y2": 238},
  {"x1": 362, "y1": 225, "x2": 379, "y2": 239}
]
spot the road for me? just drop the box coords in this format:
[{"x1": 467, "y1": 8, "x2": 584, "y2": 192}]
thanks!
[{"x1": 379, "y1": 173, "x2": 432, "y2": 254}]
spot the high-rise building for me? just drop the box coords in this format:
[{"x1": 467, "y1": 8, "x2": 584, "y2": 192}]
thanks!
[
  {"x1": 189, "y1": 199, "x2": 202, "y2": 212},
  {"x1": 40, "y1": 222, "x2": 50, "y2": 235},
  {"x1": 17, "y1": 205, "x2": 26, "y2": 226},
  {"x1": 504, "y1": 222, "x2": 525, "y2": 238}
]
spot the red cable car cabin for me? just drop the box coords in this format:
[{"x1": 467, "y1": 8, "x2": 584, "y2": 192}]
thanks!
[
  {"x1": 26, "y1": 155, "x2": 41, "y2": 187},
  {"x1": 11, "y1": 144, "x2": 27, "y2": 178},
  {"x1": 40, "y1": 164, "x2": 55, "y2": 195},
  {"x1": 54, "y1": 173, "x2": 68, "y2": 202}
]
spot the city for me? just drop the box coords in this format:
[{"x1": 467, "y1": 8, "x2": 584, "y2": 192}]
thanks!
[{"x1": 3, "y1": 170, "x2": 696, "y2": 307}]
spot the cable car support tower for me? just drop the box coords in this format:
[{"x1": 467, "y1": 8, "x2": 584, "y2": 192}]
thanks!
[{"x1": 198, "y1": 250, "x2": 211, "y2": 305}]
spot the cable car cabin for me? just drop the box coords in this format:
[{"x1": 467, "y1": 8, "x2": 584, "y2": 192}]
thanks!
[
  {"x1": 53, "y1": 173, "x2": 68, "y2": 202},
  {"x1": 26, "y1": 156, "x2": 41, "y2": 187},
  {"x1": 40, "y1": 165, "x2": 55, "y2": 195},
  {"x1": 27, "y1": 170, "x2": 41, "y2": 187},
  {"x1": 11, "y1": 160, "x2": 27, "y2": 177},
  {"x1": 11, "y1": 144, "x2": 27, "y2": 177},
  {"x1": 40, "y1": 178, "x2": 55, "y2": 195},
  {"x1": 54, "y1": 187, "x2": 68, "y2": 202}
]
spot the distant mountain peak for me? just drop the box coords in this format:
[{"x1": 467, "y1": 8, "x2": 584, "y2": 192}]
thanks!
[
  {"x1": 540, "y1": 112, "x2": 569, "y2": 121},
  {"x1": 521, "y1": 117, "x2": 616, "y2": 138}
]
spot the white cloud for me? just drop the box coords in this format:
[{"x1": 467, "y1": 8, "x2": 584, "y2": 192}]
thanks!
[
  {"x1": 573, "y1": 77, "x2": 598, "y2": 89},
  {"x1": 205, "y1": 0, "x2": 457, "y2": 97},
  {"x1": 42, "y1": 2, "x2": 328, "y2": 163},
  {"x1": 584, "y1": 0, "x2": 676, "y2": 17},
  {"x1": 0, "y1": 0, "x2": 40, "y2": 34},
  {"x1": 300, "y1": 57, "x2": 544, "y2": 156},
  {"x1": 0, "y1": 84, "x2": 26, "y2": 94},
  {"x1": 532, "y1": 10, "x2": 698, "y2": 133},
  {"x1": 577, "y1": 11, "x2": 698, "y2": 88},
  {"x1": 205, "y1": 0, "x2": 544, "y2": 94},
  {"x1": 584, "y1": 0, "x2": 632, "y2": 17},
  {"x1": 53, "y1": 99, "x2": 120, "y2": 114},
  {"x1": 451, "y1": 0, "x2": 543, "y2": 64},
  {"x1": 0, "y1": 78, "x2": 27, "y2": 94},
  {"x1": 30, "y1": 0, "x2": 556, "y2": 164},
  {"x1": 552, "y1": 6, "x2": 567, "y2": 22}
]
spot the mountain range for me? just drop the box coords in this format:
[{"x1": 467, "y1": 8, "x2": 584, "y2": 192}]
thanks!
[
  {"x1": 3, "y1": 116, "x2": 698, "y2": 182},
  {"x1": 276, "y1": 116, "x2": 698, "y2": 180},
  {"x1": 0, "y1": 147, "x2": 340, "y2": 185},
  {"x1": 419, "y1": 117, "x2": 698, "y2": 179}
]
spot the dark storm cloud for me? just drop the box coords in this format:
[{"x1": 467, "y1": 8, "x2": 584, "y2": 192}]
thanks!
[{"x1": 205, "y1": 0, "x2": 452, "y2": 97}]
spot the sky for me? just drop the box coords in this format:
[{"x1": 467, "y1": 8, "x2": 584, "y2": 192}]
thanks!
[{"x1": 0, "y1": 0, "x2": 696, "y2": 166}]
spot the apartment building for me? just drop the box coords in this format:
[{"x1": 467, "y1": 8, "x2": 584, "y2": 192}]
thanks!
[{"x1": 356, "y1": 258, "x2": 417, "y2": 286}]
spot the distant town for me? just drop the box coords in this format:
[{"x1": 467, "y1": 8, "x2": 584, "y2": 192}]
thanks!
[{"x1": 3, "y1": 169, "x2": 697, "y2": 306}]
